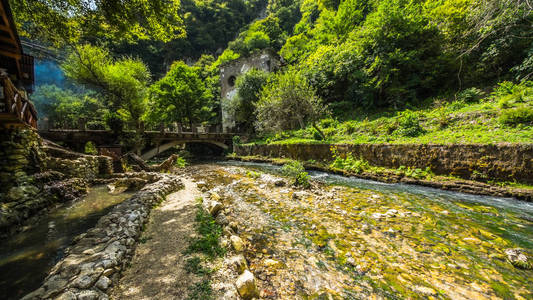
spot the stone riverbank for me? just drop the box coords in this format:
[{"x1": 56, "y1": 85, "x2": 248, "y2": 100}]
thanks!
[{"x1": 21, "y1": 173, "x2": 183, "y2": 300}]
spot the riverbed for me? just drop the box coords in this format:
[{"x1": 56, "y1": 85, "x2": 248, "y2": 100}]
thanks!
[
  {"x1": 0, "y1": 186, "x2": 133, "y2": 300},
  {"x1": 194, "y1": 161, "x2": 533, "y2": 299}
]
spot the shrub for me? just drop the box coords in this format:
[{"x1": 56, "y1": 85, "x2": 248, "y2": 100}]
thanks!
[
  {"x1": 500, "y1": 106, "x2": 533, "y2": 126},
  {"x1": 330, "y1": 147, "x2": 369, "y2": 174},
  {"x1": 282, "y1": 160, "x2": 311, "y2": 188},
  {"x1": 457, "y1": 88, "x2": 484, "y2": 103},
  {"x1": 175, "y1": 156, "x2": 187, "y2": 168},
  {"x1": 232, "y1": 135, "x2": 241, "y2": 146},
  {"x1": 84, "y1": 141, "x2": 97, "y2": 155},
  {"x1": 396, "y1": 110, "x2": 425, "y2": 137},
  {"x1": 295, "y1": 172, "x2": 311, "y2": 188},
  {"x1": 282, "y1": 160, "x2": 305, "y2": 178}
]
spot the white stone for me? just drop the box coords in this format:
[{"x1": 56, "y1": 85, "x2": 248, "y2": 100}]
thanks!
[
  {"x1": 230, "y1": 235, "x2": 245, "y2": 252},
  {"x1": 235, "y1": 270, "x2": 258, "y2": 300}
]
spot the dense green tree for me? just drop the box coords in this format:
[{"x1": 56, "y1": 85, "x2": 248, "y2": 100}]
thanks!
[
  {"x1": 147, "y1": 61, "x2": 213, "y2": 128},
  {"x1": 61, "y1": 45, "x2": 150, "y2": 137},
  {"x1": 231, "y1": 69, "x2": 270, "y2": 132},
  {"x1": 32, "y1": 85, "x2": 106, "y2": 129},
  {"x1": 255, "y1": 68, "x2": 328, "y2": 138},
  {"x1": 12, "y1": 0, "x2": 185, "y2": 45}
]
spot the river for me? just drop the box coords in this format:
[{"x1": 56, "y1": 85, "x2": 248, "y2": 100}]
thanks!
[
  {"x1": 1, "y1": 161, "x2": 532, "y2": 299},
  {"x1": 0, "y1": 186, "x2": 133, "y2": 300},
  {"x1": 193, "y1": 161, "x2": 533, "y2": 299}
]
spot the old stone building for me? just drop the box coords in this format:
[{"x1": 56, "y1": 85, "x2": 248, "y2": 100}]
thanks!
[{"x1": 220, "y1": 49, "x2": 280, "y2": 132}]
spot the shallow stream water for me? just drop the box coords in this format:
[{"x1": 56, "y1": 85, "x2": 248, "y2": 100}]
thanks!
[
  {"x1": 196, "y1": 161, "x2": 533, "y2": 299},
  {"x1": 0, "y1": 186, "x2": 133, "y2": 300}
]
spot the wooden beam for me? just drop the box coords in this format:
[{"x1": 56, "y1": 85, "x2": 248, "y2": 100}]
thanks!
[
  {"x1": 0, "y1": 35, "x2": 17, "y2": 46},
  {"x1": 0, "y1": 48, "x2": 21, "y2": 59}
]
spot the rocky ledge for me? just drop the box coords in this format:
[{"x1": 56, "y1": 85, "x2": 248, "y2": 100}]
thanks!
[{"x1": 21, "y1": 173, "x2": 184, "y2": 300}]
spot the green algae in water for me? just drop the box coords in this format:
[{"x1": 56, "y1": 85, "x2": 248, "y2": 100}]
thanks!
[{"x1": 215, "y1": 162, "x2": 533, "y2": 299}]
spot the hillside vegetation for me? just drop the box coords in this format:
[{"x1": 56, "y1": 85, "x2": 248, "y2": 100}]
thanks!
[
  {"x1": 13, "y1": 0, "x2": 532, "y2": 146},
  {"x1": 250, "y1": 80, "x2": 533, "y2": 145}
]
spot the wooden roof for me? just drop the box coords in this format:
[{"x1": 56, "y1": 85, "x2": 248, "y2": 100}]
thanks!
[{"x1": 0, "y1": 0, "x2": 34, "y2": 90}]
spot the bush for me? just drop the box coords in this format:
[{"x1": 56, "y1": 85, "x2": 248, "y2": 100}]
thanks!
[
  {"x1": 281, "y1": 160, "x2": 310, "y2": 188},
  {"x1": 457, "y1": 88, "x2": 484, "y2": 103},
  {"x1": 282, "y1": 160, "x2": 305, "y2": 178},
  {"x1": 500, "y1": 106, "x2": 533, "y2": 126},
  {"x1": 396, "y1": 110, "x2": 425, "y2": 137},
  {"x1": 84, "y1": 141, "x2": 97, "y2": 155},
  {"x1": 175, "y1": 156, "x2": 187, "y2": 168},
  {"x1": 232, "y1": 135, "x2": 241, "y2": 146},
  {"x1": 330, "y1": 147, "x2": 369, "y2": 174}
]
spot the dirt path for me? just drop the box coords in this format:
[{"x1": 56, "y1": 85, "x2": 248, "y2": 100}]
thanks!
[{"x1": 110, "y1": 177, "x2": 201, "y2": 300}]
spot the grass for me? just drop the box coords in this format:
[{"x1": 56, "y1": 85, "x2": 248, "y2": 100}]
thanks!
[
  {"x1": 247, "y1": 81, "x2": 533, "y2": 145},
  {"x1": 187, "y1": 280, "x2": 213, "y2": 300},
  {"x1": 184, "y1": 257, "x2": 213, "y2": 276},
  {"x1": 184, "y1": 198, "x2": 226, "y2": 300},
  {"x1": 185, "y1": 201, "x2": 226, "y2": 258}
]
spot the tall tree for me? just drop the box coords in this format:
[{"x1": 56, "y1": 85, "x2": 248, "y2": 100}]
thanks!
[
  {"x1": 61, "y1": 45, "x2": 150, "y2": 141},
  {"x1": 255, "y1": 68, "x2": 328, "y2": 138},
  {"x1": 147, "y1": 61, "x2": 213, "y2": 128}
]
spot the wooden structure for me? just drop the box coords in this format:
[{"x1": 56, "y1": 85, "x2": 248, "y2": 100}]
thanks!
[{"x1": 0, "y1": 0, "x2": 37, "y2": 128}]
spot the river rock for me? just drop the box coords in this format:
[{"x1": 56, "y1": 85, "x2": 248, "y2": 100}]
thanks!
[
  {"x1": 72, "y1": 272, "x2": 100, "y2": 289},
  {"x1": 42, "y1": 275, "x2": 68, "y2": 298},
  {"x1": 505, "y1": 248, "x2": 532, "y2": 269},
  {"x1": 264, "y1": 258, "x2": 281, "y2": 268},
  {"x1": 56, "y1": 291, "x2": 77, "y2": 300},
  {"x1": 77, "y1": 289, "x2": 100, "y2": 300},
  {"x1": 231, "y1": 235, "x2": 245, "y2": 252},
  {"x1": 95, "y1": 275, "x2": 112, "y2": 290},
  {"x1": 413, "y1": 285, "x2": 437, "y2": 296},
  {"x1": 274, "y1": 179, "x2": 285, "y2": 187},
  {"x1": 232, "y1": 254, "x2": 248, "y2": 274},
  {"x1": 235, "y1": 270, "x2": 259, "y2": 300},
  {"x1": 208, "y1": 201, "x2": 223, "y2": 216},
  {"x1": 215, "y1": 212, "x2": 229, "y2": 226},
  {"x1": 210, "y1": 192, "x2": 221, "y2": 201}
]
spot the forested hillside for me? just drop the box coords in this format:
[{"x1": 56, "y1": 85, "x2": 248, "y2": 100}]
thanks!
[{"x1": 12, "y1": 0, "x2": 532, "y2": 145}]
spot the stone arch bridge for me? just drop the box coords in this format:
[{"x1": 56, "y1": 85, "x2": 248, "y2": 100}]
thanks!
[{"x1": 38, "y1": 129, "x2": 235, "y2": 160}]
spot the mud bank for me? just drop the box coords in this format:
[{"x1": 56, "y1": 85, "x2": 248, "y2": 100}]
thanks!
[
  {"x1": 235, "y1": 143, "x2": 533, "y2": 184},
  {"x1": 21, "y1": 173, "x2": 183, "y2": 300}
]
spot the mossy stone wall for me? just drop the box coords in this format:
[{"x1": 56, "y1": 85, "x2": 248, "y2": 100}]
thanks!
[{"x1": 235, "y1": 143, "x2": 533, "y2": 184}]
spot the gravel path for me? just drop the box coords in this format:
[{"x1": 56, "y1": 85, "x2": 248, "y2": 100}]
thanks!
[{"x1": 111, "y1": 177, "x2": 201, "y2": 299}]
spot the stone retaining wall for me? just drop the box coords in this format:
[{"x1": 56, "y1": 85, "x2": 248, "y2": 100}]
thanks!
[
  {"x1": 235, "y1": 143, "x2": 533, "y2": 184},
  {"x1": 22, "y1": 173, "x2": 184, "y2": 300},
  {"x1": 0, "y1": 128, "x2": 115, "y2": 237}
]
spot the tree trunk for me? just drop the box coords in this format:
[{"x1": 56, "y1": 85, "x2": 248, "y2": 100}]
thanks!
[{"x1": 312, "y1": 122, "x2": 326, "y2": 140}]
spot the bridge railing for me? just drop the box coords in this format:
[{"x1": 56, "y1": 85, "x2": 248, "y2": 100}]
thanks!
[
  {"x1": 39, "y1": 118, "x2": 242, "y2": 136},
  {"x1": 0, "y1": 73, "x2": 38, "y2": 129}
]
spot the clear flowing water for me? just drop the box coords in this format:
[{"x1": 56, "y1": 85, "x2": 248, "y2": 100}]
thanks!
[
  {"x1": 208, "y1": 161, "x2": 533, "y2": 299},
  {"x1": 0, "y1": 186, "x2": 133, "y2": 300}
]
